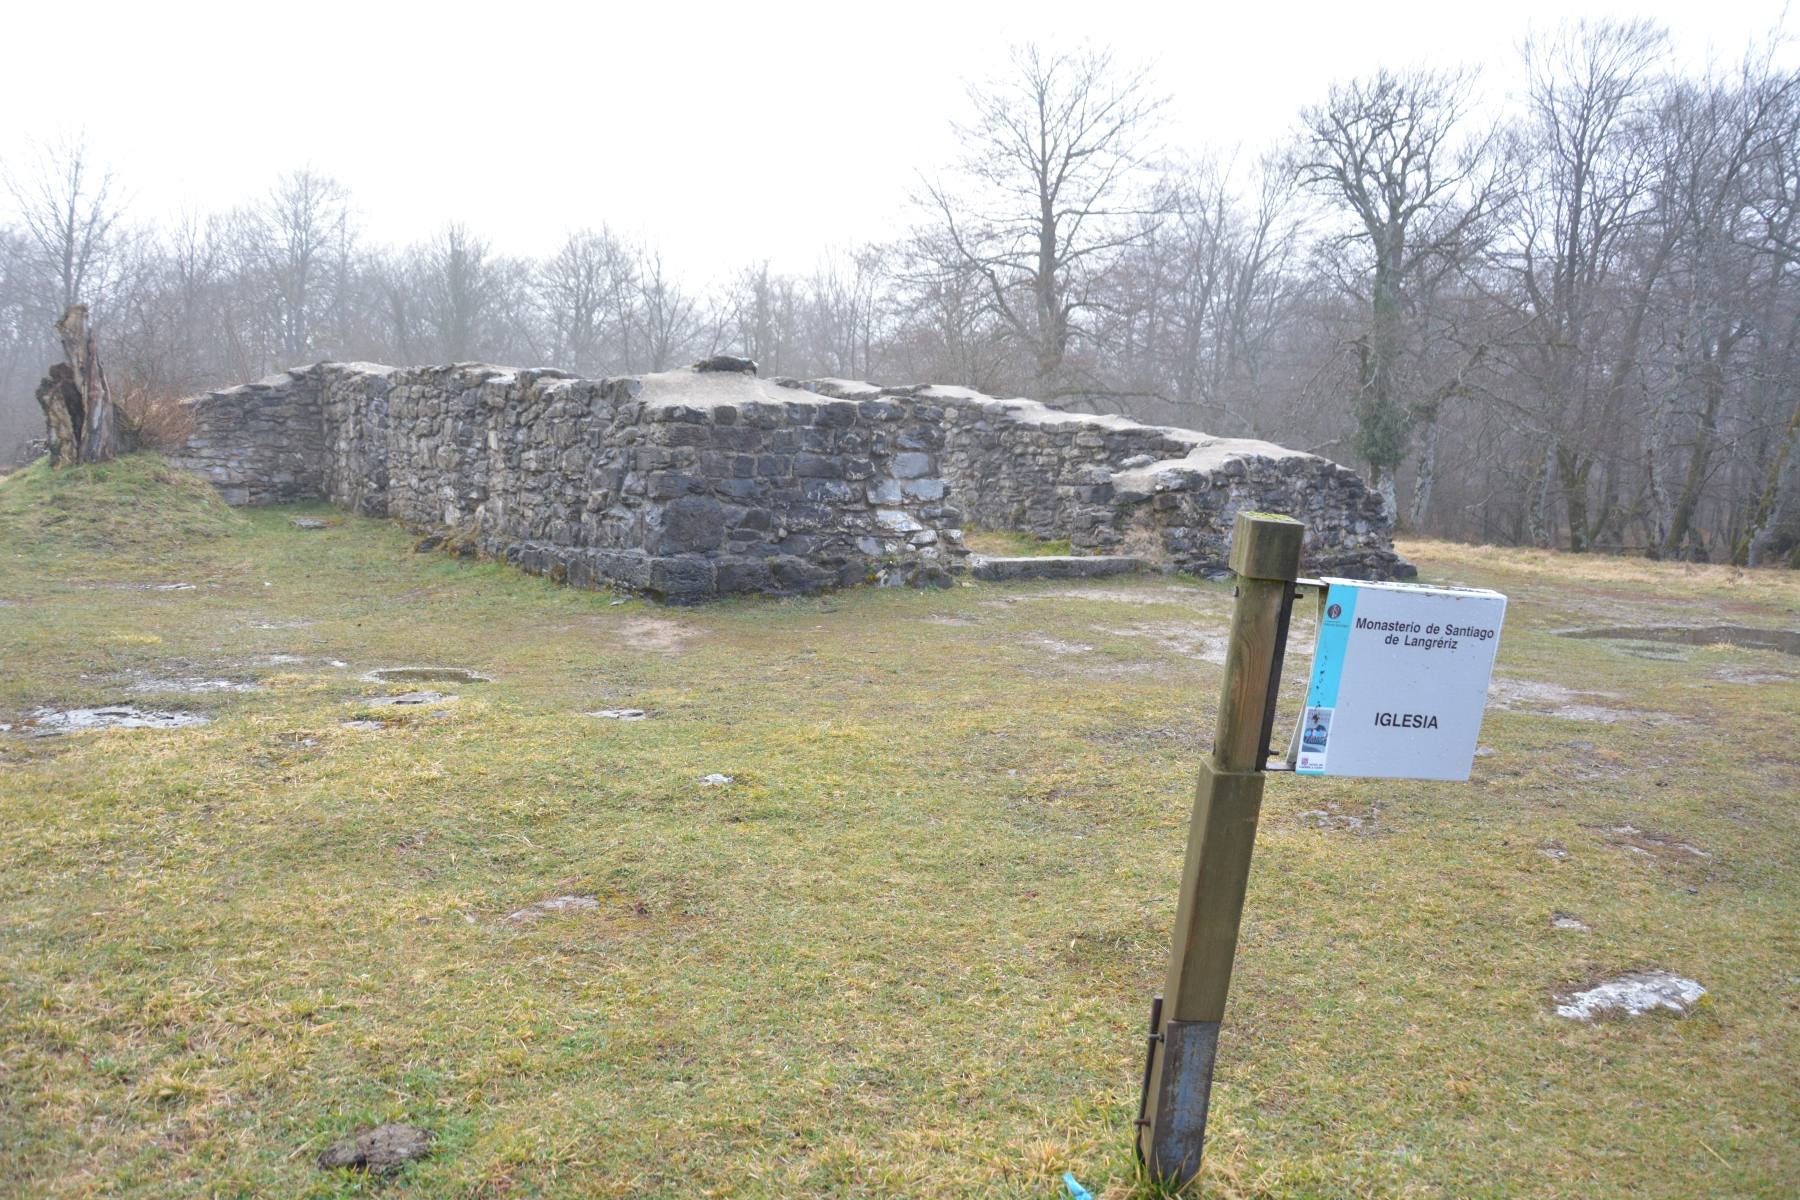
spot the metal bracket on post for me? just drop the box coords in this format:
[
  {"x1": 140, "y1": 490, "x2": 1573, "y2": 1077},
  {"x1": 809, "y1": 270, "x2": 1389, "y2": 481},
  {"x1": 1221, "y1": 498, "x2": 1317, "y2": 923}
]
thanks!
[{"x1": 1137, "y1": 512, "x2": 1305, "y2": 1189}]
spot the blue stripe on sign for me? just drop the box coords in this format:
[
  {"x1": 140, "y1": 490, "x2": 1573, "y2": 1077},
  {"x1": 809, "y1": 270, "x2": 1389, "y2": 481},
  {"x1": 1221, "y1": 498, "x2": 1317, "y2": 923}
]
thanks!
[
  {"x1": 1308, "y1": 582, "x2": 1358, "y2": 708},
  {"x1": 1297, "y1": 583, "x2": 1358, "y2": 776}
]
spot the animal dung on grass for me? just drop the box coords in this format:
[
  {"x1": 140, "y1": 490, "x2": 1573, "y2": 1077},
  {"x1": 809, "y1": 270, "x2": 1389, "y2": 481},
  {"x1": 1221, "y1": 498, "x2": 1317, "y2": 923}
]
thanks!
[
  {"x1": 369, "y1": 690, "x2": 457, "y2": 706},
  {"x1": 292, "y1": 516, "x2": 329, "y2": 530},
  {"x1": 316, "y1": 1123, "x2": 431, "y2": 1172},
  {"x1": 587, "y1": 708, "x2": 649, "y2": 721},
  {"x1": 1554, "y1": 970, "x2": 1706, "y2": 1021},
  {"x1": 1550, "y1": 912, "x2": 1592, "y2": 931}
]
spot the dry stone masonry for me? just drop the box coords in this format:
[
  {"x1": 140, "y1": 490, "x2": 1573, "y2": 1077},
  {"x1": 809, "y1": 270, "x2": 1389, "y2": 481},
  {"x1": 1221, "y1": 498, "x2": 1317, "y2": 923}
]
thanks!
[{"x1": 170, "y1": 362, "x2": 1410, "y2": 599}]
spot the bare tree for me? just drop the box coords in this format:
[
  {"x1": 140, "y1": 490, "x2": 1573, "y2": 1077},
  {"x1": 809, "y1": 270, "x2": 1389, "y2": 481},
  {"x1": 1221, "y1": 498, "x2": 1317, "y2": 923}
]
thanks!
[
  {"x1": 922, "y1": 43, "x2": 1164, "y2": 397},
  {"x1": 422, "y1": 224, "x2": 497, "y2": 361},
  {"x1": 5, "y1": 135, "x2": 121, "y2": 314},
  {"x1": 636, "y1": 248, "x2": 698, "y2": 373},
  {"x1": 1298, "y1": 67, "x2": 1503, "y2": 522},
  {"x1": 245, "y1": 169, "x2": 353, "y2": 363},
  {"x1": 538, "y1": 228, "x2": 635, "y2": 374},
  {"x1": 1502, "y1": 20, "x2": 1671, "y2": 551}
]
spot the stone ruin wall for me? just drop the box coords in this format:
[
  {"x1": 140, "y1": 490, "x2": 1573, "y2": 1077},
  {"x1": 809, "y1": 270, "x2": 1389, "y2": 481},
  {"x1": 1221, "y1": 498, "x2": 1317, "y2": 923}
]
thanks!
[{"x1": 169, "y1": 362, "x2": 1410, "y2": 599}]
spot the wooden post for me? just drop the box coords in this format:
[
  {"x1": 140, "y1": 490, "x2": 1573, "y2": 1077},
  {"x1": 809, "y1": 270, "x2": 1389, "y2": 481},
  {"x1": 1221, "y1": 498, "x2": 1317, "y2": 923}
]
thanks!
[{"x1": 1139, "y1": 511, "x2": 1304, "y2": 1186}]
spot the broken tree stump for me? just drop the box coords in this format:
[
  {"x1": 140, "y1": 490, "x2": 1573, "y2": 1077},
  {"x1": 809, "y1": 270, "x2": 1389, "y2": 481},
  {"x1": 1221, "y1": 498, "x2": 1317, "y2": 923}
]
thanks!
[{"x1": 34, "y1": 303, "x2": 123, "y2": 467}]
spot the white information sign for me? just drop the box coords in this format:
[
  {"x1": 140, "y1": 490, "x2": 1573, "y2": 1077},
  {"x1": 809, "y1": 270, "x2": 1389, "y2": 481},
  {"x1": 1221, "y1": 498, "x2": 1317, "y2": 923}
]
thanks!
[{"x1": 1293, "y1": 577, "x2": 1507, "y2": 781}]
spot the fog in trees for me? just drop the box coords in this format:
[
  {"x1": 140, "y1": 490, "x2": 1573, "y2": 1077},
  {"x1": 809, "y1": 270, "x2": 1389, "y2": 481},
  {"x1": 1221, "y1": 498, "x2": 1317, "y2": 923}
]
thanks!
[{"x1": 3, "y1": 20, "x2": 1798, "y2": 565}]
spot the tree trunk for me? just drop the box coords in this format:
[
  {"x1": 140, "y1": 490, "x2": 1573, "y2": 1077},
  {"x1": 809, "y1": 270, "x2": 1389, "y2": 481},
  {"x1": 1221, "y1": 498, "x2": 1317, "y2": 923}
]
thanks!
[
  {"x1": 34, "y1": 303, "x2": 123, "y2": 467},
  {"x1": 1557, "y1": 445, "x2": 1593, "y2": 552},
  {"x1": 1408, "y1": 408, "x2": 1441, "y2": 530},
  {"x1": 1660, "y1": 341, "x2": 1726, "y2": 559},
  {"x1": 1744, "y1": 389, "x2": 1800, "y2": 567}
]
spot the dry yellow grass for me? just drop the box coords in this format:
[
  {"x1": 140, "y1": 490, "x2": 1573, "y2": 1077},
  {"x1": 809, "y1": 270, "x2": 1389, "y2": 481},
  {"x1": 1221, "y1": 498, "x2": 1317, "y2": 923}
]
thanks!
[{"x1": 1, "y1": 464, "x2": 1796, "y2": 1197}]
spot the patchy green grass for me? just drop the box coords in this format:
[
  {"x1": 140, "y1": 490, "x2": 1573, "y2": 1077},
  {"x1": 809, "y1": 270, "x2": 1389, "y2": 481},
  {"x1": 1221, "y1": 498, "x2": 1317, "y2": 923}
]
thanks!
[
  {"x1": 0, "y1": 454, "x2": 246, "y2": 558},
  {"x1": 963, "y1": 529, "x2": 1076, "y2": 557},
  {"x1": 1, "y1": 460, "x2": 1796, "y2": 1198}
]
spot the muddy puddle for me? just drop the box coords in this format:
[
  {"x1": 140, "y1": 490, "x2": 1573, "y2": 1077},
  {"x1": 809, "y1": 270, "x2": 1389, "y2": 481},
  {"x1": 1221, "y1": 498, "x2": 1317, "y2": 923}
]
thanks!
[
  {"x1": 364, "y1": 667, "x2": 491, "y2": 684},
  {"x1": 18, "y1": 706, "x2": 210, "y2": 735}
]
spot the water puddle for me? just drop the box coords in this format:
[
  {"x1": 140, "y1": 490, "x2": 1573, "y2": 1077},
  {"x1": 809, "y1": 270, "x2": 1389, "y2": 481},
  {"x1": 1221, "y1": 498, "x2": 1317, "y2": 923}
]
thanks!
[
  {"x1": 368, "y1": 691, "x2": 457, "y2": 706},
  {"x1": 130, "y1": 677, "x2": 260, "y2": 694},
  {"x1": 364, "y1": 667, "x2": 490, "y2": 684},
  {"x1": 587, "y1": 708, "x2": 650, "y2": 721},
  {"x1": 21, "y1": 706, "x2": 210, "y2": 735}
]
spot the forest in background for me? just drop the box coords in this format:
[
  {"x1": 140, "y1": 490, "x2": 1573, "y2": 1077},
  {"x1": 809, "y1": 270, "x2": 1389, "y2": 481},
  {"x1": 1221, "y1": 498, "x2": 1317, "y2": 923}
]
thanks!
[{"x1": 4, "y1": 19, "x2": 1798, "y2": 565}]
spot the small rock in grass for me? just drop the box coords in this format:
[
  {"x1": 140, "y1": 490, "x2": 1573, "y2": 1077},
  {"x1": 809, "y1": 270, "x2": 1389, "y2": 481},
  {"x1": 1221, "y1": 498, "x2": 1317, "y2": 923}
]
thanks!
[
  {"x1": 506, "y1": 894, "x2": 601, "y2": 922},
  {"x1": 1550, "y1": 912, "x2": 1592, "y2": 931},
  {"x1": 341, "y1": 719, "x2": 385, "y2": 731},
  {"x1": 317, "y1": 1123, "x2": 431, "y2": 1172},
  {"x1": 588, "y1": 708, "x2": 649, "y2": 721},
  {"x1": 700, "y1": 773, "x2": 734, "y2": 786},
  {"x1": 292, "y1": 517, "x2": 329, "y2": 530},
  {"x1": 1538, "y1": 841, "x2": 1570, "y2": 861},
  {"x1": 1554, "y1": 970, "x2": 1705, "y2": 1021}
]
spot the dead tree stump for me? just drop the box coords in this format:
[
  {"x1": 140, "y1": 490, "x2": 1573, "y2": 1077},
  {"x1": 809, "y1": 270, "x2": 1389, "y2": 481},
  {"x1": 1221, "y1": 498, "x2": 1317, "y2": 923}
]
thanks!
[{"x1": 34, "y1": 304, "x2": 123, "y2": 466}]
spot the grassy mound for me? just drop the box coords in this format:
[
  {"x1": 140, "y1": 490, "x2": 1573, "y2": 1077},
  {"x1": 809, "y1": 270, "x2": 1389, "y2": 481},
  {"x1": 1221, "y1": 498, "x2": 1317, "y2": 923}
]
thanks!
[{"x1": 0, "y1": 453, "x2": 246, "y2": 555}]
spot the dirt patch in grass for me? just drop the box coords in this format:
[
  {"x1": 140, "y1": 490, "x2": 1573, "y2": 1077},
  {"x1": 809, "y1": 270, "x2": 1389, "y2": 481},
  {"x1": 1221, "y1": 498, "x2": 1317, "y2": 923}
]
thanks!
[
  {"x1": 1712, "y1": 666, "x2": 1797, "y2": 685},
  {"x1": 128, "y1": 676, "x2": 260, "y2": 694},
  {"x1": 317, "y1": 1123, "x2": 431, "y2": 1172},
  {"x1": 1488, "y1": 676, "x2": 1646, "y2": 723},
  {"x1": 1296, "y1": 801, "x2": 1381, "y2": 833},
  {"x1": 1025, "y1": 634, "x2": 1094, "y2": 657},
  {"x1": 1560, "y1": 624, "x2": 1800, "y2": 656},
  {"x1": 614, "y1": 616, "x2": 697, "y2": 653},
  {"x1": 504, "y1": 894, "x2": 602, "y2": 922},
  {"x1": 1093, "y1": 623, "x2": 1227, "y2": 664},
  {"x1": 1588, "y1": 822, "x2": 1713, "y2": 865}
]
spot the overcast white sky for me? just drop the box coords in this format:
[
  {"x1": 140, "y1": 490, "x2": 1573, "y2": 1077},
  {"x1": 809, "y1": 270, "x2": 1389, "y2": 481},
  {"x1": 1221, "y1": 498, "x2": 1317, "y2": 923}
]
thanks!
[{"x1": 1, "y1": 0, "x2": 1793, "y2": 286}]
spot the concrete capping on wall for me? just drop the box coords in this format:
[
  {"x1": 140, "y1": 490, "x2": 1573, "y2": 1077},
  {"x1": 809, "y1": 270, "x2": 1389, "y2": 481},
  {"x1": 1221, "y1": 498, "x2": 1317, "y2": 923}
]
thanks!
[{"x1": 169, "y1": 361, "x2": 1410, "y2": 599}]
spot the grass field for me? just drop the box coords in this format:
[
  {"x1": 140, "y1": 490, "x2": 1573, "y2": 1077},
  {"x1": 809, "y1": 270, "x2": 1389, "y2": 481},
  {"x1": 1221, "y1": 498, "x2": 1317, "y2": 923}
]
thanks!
[{"x1": 2, "y1": 456, "x2": 1796, "y2": 1198}]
